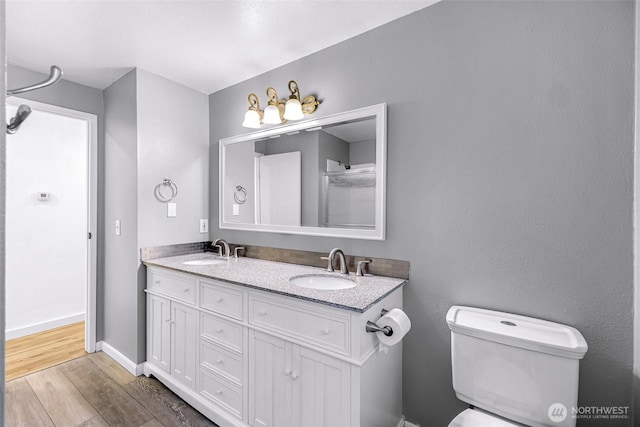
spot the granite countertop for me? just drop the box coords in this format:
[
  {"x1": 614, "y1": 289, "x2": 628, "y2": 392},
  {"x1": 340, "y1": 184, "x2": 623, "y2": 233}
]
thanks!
[{"x1": 143, "y1": 253, "x2": 407, "y2": 313}]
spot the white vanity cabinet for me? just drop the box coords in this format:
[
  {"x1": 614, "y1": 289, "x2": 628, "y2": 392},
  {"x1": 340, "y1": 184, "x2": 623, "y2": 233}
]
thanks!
[
  {"x1": 250, "y1": 331, "x2": 351, "y2": 427},
  {"x1": 147, "y1": 270, "x2": 198, "y2": 389},
  {"x1": 144, "y1": 265, "x2": 404, "y2": 427}
]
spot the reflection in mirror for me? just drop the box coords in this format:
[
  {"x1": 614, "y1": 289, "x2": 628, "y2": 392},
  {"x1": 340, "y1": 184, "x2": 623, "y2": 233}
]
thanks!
[
  {"x1": 224, "y1": 118, "x2": 375, "y2": 228},
  {"x1": 220, "y1": 103, "x2": 385, "y2": 240}
]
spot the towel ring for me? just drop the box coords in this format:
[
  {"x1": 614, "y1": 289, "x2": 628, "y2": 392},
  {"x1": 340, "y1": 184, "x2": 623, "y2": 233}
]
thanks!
[
  {"x1": 234, "y1": 185, "x2": 247, "y2": 204},
  {"x1": 155, "y1": 179, "x2": 178, "y2": 202}
]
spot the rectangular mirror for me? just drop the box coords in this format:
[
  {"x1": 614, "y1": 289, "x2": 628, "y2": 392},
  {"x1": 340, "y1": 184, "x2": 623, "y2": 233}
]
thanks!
[{"x1": 219, "y1": 103, "x2": 386, "y2": 240}]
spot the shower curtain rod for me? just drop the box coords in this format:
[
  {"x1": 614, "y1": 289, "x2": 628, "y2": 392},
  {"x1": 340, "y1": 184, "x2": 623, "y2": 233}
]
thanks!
[{"x1": 6, "y1": 65, "x2": 63, "y2": 96}]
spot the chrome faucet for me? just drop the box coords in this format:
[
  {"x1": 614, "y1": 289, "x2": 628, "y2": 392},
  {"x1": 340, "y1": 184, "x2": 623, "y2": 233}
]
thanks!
[
  {"x1": 322, "y1": 248, "x2": 349, "y2": 274},
  {"x1": 212, "y1": 238, "x2": 230, "y2": 258}
]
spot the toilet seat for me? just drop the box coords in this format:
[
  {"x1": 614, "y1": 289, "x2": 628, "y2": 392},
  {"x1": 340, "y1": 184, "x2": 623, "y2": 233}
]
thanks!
[{"x1": 448, "y1": 409, "x2": 522, "y2": 427}]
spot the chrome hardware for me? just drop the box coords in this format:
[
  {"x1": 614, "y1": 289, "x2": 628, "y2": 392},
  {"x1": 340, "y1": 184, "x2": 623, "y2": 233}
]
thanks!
[
  {"x1": 284, "y1": 369, "x2": 292, "y2": 376},
  {"x1": 212, "y1": 238, "x2": 230, "y2": 258},
  {"x1": 259, "y1": 310, "x2": 267, "y2": 316},
  {"x1": 183, "y1": 288, "x2": 190, "y2": 293},
  {"x1": 323, "y1": 248, "x2": 349, "y2": 274},
  {"x1": 217, "y1": 298, "x2": 224, "y2": 303},
  {"x1": 234, "y1": 246, "x2": 246, "y2": 258},
  {"x1": 291, "y1": 373, "x2": 298, "y2": 380},
  {"x1": 356, "y1": 259, "x2": 371, "y2": 276},
  {"x1": 216, "y1": 358, "x2": 223, "y2": 364},
  {"x1": 154, "y1": 178, "x2": 178, "y2": 202},
  {"x1": 321, "y1": 329, "x2": 330, "y2": 335},
  {"x1": 165, "y1": 319, "x2": 175, "y2": 324},
  {"x1": 7, "y1": 65, "x2": 63, "y2": 97},
  {"x1": 216, "y1": 389, "x2": 223, "y2": 395},
  {"x1": 216, "y1": 328, "x2": 223, "y2": 334},
  {"x1": 365, "y1": 308, "x2": 393, "y2": 336}
]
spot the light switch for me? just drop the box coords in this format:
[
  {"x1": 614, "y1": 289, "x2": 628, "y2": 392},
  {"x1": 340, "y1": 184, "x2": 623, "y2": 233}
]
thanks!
[
  {"x1": 167, "y1": 203, "x2": 177, "y2": 217},
  {"x1": 115, "y1": 220, "x2": 121, "y2": 236},
  {"x1": 233, "y1": 204, "x2": 240, "y2": 216}
]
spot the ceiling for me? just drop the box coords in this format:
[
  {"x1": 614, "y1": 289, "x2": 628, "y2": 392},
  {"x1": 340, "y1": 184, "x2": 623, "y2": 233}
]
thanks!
[{"x1": 6, "y1": 0, "x2": 438, "y2": 94}]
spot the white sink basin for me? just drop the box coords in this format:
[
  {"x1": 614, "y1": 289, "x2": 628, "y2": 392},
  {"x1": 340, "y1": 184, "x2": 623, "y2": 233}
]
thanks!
[
  {"x1": 289, "y1": 274, "x2": 356, "y2": 290},
  {"x1": 182, "y1": 257, "x2": 226, "y2": 266}
]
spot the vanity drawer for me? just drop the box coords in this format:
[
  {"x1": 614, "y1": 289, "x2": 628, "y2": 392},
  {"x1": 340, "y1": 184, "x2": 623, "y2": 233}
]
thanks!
[
  {"x1": 249, "y1": 295, "x2": 350, "y2": 355},
  {"x1": 201, "y1": 280, "x2": 243, "y2": 320},
  {"x1": 149, "y1": 270, "x2": 196, "y2": 304},
  {"x1": 199, "y1": 369, "x2": 243, "y2": 419},
  {"x1": 201, "y1": 312, "x2": 243, "y2": 353},
  {"x1": 200, "y1": 340, "x2": 243, "y2": 386}
]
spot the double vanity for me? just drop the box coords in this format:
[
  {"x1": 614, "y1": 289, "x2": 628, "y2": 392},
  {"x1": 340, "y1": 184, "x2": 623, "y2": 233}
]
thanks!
[
  {"x1": 142, "y1": 102, "x2": 404, "y2": 426},
  {"x1": 143, "y1": 251, "x2": 407, "y2": 427}
]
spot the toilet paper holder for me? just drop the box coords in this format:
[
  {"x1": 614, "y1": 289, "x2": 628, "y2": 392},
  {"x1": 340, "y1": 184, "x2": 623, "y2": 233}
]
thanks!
[{"x1": 365, "y1": 309, "x2": 393, "y2": 336}]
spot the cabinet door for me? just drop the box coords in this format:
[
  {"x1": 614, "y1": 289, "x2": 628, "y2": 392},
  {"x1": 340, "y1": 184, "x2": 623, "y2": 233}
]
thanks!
[
  {"x1": 148, "y1": 294, "x2": 171, "y2": 373},
  {"x1": 171, "y1": 301, "x2": 197, "y2": 389},
  {"x1": 295, "y1": 346, "x2": 351, "y2": 427},
  {"x1": 249, "y1": 331, "x2": 293, "y2": 427}
]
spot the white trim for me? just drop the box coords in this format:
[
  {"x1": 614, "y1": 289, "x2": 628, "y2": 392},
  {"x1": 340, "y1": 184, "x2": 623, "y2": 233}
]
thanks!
[
  {"x1": 5, "y1": 313, "x2": 84, "y2": 340},
  {"x1": 6, "y1": 97, "x2": 98, "y2": 354},
  {"x1": 98, "y1": 341, "x2": 144, "y2": 376},
  {"x1": 219, "y1": 103, "x2": 387, "y2": 240},
  {"x1": 403, "y1": 420, "x2": 420, "y2": 427}
]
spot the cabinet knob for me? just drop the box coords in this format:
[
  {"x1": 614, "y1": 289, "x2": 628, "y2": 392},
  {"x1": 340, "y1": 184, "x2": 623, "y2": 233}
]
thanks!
[
  {"x1": 216, "y1": 358, "x2": 223, "y2": 364},
  {"x1": 155, "y1": 280, "x2": 160, "y2": 286},
  {"x1": 291, "y1": 373, "x2": 298, "y2": 380},
  {"x1": 183, "y1": 288, "x2": 190, "y2": 293},
  {"x1": 165, "y1": 319, "x2": 174, "y2": 324},
  {"x1": 216, "y1": 328, "x2": 223, "y2": 334},
  {"x1": 216, "y1": 389, "x2": 223, "y2": 395},
  {"x1": 258, "y1": 310, "x2": 267, "y2": 316},
  {"x1": 217, "y1": 298, "x2": 224, "y2": 303},
  {"x1": 321, "y1": 329, "x2": 330, "y2": 335},
  {"x1": 284, "y1": 369, "x2": 291, "y2": 376}
]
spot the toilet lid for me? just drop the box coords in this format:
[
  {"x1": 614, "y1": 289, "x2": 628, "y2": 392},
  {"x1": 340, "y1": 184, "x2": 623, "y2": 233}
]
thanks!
[{"x1": 448, "y1": 409, "x2": 521, "y2": 427}]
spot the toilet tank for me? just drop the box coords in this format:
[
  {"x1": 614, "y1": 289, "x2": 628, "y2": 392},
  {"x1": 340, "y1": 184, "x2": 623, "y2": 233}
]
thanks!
[{"x1": 446, "y1": 306, "x2": 587, "y2": 427}]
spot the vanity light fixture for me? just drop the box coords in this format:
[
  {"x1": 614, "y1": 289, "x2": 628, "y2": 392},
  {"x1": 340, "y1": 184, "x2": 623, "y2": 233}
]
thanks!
[
  {"x1": 263, "y1": 87, "x2": 285, "y2": 124},
  {"x1": 241, "y1": 80, "x2": 320, "y2": 128},
  {"x1": 241, "y1": 93, "x2": 263, "y2": 129}
]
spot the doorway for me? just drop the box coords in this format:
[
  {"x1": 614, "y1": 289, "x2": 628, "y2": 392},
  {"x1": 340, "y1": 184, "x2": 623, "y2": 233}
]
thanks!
[{"x1": 4, "y1": 98, "x2": 97, "y2": 370}]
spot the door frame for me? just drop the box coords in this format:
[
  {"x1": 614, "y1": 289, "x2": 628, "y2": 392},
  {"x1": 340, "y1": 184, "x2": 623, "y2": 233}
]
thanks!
[{"x1": 6, "y1": 97, "x2": 98, "y2": 353}]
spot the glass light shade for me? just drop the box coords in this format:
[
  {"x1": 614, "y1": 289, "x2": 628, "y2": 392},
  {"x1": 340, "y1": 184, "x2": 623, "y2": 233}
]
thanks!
[
  {"x1": 263, "y1": 104, "x2": 282, "y2": 124},
  {"x1": 242, "y1": 110, "x2": 261, "y2": 128},
  {"x1": 284, "y1": 98, "x2": 304, "y2": 120}
]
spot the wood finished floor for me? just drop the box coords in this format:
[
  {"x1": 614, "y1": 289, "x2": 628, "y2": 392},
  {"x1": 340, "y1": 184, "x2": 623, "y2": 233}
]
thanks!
[
  {"x1": 6, "y1": 352, "x2": 218, "y2": 427},
  {"x1": 5, "y1": 322, "x2": 88, "y2": 381}
]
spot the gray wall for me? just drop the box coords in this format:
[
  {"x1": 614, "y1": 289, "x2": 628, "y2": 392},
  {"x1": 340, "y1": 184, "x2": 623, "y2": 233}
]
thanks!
[
  {"x1": 103, "y1": 70, "x2": 139, "y2": 362},
  {"x1": 6, "y1": 64, "x2": 106, "y2": 340},
  {"x1": 1, "y1": 1, "x2": 6, "y2": 423},
  {"x1": 209, "y1": 1, "x2": 635, "y2": 425},
  {"x1": 104, "y1": 69, "x2": 209, "y2": 363},
  {"x1": 137, "y1": 69, "x2": 209, "y2": 248}
]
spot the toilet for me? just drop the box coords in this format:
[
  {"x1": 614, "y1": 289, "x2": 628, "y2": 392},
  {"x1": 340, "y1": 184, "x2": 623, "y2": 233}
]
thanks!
[{"x1": 446, "y1": 306, "x2": 588, "y2": 427}]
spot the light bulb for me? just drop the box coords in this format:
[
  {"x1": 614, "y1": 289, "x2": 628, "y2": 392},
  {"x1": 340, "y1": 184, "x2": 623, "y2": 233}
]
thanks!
[
  {"x1": 284, "y1": 98, "x2": 304, "y2": 120},
  {"x1": 263, "y1": 105, "x2": 282, "y2": 124},
  {"x1": 242, "y1": 110, "x2": 261, "y2": 128}
]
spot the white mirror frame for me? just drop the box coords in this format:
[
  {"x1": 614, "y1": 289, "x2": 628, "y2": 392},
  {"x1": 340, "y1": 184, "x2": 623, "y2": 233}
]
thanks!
[{"x1": 219, "y1": 103, "x2": 386, "y2": 240}]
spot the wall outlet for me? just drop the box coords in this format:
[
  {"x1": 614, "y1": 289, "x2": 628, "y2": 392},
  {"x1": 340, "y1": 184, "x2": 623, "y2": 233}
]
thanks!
[
  {"x1": 200, "y1": 219, "x2": 208, "y2": 233},
  {"x1": 115, "y1": 220, "x2": 121, "y2": 236}
]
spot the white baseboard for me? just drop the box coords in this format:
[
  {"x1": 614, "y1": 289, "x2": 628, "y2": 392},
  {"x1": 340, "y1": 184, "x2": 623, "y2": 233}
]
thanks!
[
  {"x1": 6, "y1": 313, "x2": 85, "y2": 340},
  {"x1": 97, "y1": 341, "x2": 144, "y2": 376}
]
